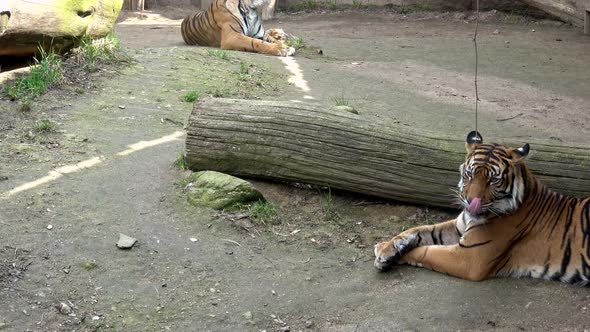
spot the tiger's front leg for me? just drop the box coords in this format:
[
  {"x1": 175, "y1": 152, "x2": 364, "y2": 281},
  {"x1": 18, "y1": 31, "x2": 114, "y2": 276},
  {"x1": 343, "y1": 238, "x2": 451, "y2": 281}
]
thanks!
[
  {"x1": 220, "y1": 29, "x2": 295, "y2": 56},
  {"x1": 374, "y1": 219, "x2": 460, "y2": 271}
]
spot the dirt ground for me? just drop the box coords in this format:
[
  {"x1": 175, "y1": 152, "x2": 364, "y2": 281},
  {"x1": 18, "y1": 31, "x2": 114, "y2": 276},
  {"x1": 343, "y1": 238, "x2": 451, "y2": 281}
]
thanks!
[{"x1": 1, "y1": 8, "x2": 590, "y2": 332}]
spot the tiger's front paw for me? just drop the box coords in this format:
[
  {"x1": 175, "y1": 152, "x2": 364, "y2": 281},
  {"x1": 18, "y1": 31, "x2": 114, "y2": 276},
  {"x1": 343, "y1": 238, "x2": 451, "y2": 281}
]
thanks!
[
  {"x1": 374, "y1": 240, "x2": 402, "y2": 272},
  {"x1": 278, "y1": 47, "x2": 296, "y2": 57}
]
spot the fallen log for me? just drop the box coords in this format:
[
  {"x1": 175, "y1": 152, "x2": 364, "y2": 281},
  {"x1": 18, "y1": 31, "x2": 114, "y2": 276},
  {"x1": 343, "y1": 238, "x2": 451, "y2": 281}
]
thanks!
[
  {"x1": 185, "y1": 98, "x2": 590, "y2": 208},
  {"x1": 0, "y1": 0, "x2": 123, "y2": 57}
]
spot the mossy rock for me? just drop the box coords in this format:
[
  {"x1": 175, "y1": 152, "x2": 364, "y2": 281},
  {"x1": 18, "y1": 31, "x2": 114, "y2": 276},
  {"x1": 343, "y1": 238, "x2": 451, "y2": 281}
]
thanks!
[{"x1": 186, "y1": 171, "x2": 263, "y2": 210}]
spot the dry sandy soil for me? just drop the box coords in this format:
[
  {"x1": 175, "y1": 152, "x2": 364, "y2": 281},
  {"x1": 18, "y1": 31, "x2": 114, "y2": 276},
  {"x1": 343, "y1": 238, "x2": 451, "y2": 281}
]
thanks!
[{"x1": 1, "y1": 8, "x2": 589, "y2": 332}]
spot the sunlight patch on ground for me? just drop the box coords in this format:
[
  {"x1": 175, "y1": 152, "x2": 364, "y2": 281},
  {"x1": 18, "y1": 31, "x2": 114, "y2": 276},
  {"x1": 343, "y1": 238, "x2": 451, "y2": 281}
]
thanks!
[
  {"x1": 1, "y1": 131, "x2": 185, "y2": 199},
  {"x1": 279, "y1": 57, "x2": 311, "y2": 94},
  {"x1": 2, "y1": 157, "x2": 103, "y2": 198},
  {"x1": 117, "y1": 131, "x2": 184, "y2": 156}
]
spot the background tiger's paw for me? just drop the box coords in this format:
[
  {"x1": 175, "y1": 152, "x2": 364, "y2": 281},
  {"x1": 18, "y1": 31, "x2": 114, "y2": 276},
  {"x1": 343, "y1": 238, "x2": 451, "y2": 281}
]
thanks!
[
  {"x1": 281, "y1": 47, "x2": 296, "y2": 57},
  {"x1": 277, "y1": 47, "x2": 296, "y2": 57},
  {"x1": 373, "y1": 240, "x2": 400, "y2": 272}
]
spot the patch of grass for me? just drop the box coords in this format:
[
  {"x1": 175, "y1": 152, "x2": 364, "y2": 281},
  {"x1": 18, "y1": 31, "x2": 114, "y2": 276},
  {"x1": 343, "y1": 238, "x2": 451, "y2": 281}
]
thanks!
[
  {"x1": 398, "y1": 3, "x2": 432, "y2": 14},
  {"x1": 175, "y1": 151, "x2": 188, "y2": 170},
  {"x1": 72, "y1": 32, "x2": 131, "y2": 72},
  {"x1": 207, "y1": 49, "x2": 230, "y2": 60},
  {"x1": 352, "y1": 0, "x2": 363, "y2": 9},
  {"x1": 80, "y1": 261, "x2": 98, "y2": 271},
  {"x1": 286, "y1": 36, "x2": 306, "y2": 49},
  {"x1": 5, "y1": 48, "x2": 63, "y2": 101},
  {"x1": 321, "y1": 187, "x2": 339, "y2": 221},
  {"x1": 182, "y1": 91, "x2": 200, "y2": 102},
  {"x1": 207, "y1": 88, "x2": 230, "y2": 97},
  {"x1": 33, "y1": 119, "x2": 56, "y2": 133},
  {"x1": 334, "y1": 97, "x2": 350, "y2": 107},
  {"x1": 306, "y1": 0, "x2": 317, "y2": 9},
  {"x1": 18, "y1": 100, "x2": 32, "y2": 112},
  {"x1": 249, "y1": 200, "x2": 279, "y2": 224},
  {"x1": 238, "y1": 63, "x2": 251, "y2": 81}
]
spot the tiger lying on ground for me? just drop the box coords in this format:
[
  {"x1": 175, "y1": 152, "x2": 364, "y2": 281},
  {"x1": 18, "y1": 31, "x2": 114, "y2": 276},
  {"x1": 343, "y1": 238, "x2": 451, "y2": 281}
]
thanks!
[
  {"x1": 374, "y1": 131, "x2": 590, "y2": 285},
  {"x1": 180, "y1": 0, "x2": 295, "y2": 57}
]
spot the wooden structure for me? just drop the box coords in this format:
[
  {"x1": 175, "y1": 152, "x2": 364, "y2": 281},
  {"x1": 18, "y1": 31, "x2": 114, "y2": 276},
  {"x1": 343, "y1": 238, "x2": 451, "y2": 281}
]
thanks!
[{"x1": 185, "y1": 98, "x2": 590, "y2": 208}]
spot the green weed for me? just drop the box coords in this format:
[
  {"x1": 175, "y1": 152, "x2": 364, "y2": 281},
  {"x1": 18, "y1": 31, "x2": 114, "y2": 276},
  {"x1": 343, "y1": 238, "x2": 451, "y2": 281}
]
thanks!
[
  {"x1": 182, "y1": 91, "x2": 200, "y2": 102},
  {"x1": 238, "y1": 63, "x2": 251, "y2": 81},
  {"x1": 33, "y1": 119, "x2": 56, "y2": 133},
  {"x1": 398, "y1": 3, "x2": 432, "y2": 14},
  {"x1": 321, "y1": 187, "x2": 338, "y2": 221},
  {"x1": 249, "y1": 200, "x2": 279, "y2": 224},
  {"x1": 73, "y1": 32, "x2": 130, "y2": 72},
  {"x1": 207, "y1": 88, "x2": 230, "y2": 97},
  {"x1": 334, "y1": 97, "x2": 350, "y2": 107},
  {"x1": 18, "y1": 100, "x2": 32, "y2": 112},
  {"x1": 5, "y1": 48, "x2": 63, "y2": 101},
  {"x1": 208, "y1": 49, "x2": 230, "y2": 60},
  {"x1": 286, "y1": 36, "x2": 306, "y2": 49},
  {"x1": 175, "y1": 151, "x2": 188, "y2": 170}
]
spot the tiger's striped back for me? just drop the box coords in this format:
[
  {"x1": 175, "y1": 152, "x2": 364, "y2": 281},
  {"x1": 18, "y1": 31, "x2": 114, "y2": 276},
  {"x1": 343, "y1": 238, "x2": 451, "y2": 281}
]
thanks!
[{"x1": 181, "y1": 5, "x2": 223, "y2": 47}]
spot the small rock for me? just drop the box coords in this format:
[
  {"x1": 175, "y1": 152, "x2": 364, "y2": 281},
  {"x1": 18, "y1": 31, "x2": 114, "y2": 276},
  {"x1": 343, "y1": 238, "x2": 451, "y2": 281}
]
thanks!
[
  {"x1": 279, "y1": 326, "x2": 291, "y2": 332},
  {"x1": 116, "y1": 233, "x2": 137, "y2": 249},
  {"x1": 189, "y1": 238, "x2": 197, "y2": 242},
  {"x1": 46, "y1": 225, "x2": 53, "y2": 230},
  {"x1": 0, "y1": 176, "x2": 8, "y2": 182},
  {"x1": 271, "y1": 290, "x2": 276, "y2": 295},
  {"x1": 242, "y1": 311, "x2": 253, "y2": 320},
  {"x1": 305, "y1": 320, "x2": 314, "y2": 328},
  {"x1": 225, "y1": 251, "x2": 233, "y2": 255},
  {"x1": 531, "y1": 29, "x2": 536, "y2": 32},
  {"x1": 0, "y1": 321, "x2": 7, "y2": 329},
  {"x1": 335, "y1": 105, "x2": 358, "y2": 114},
  {"x1": 492, "y1": 29, "x2": 500, "y2": 34},
  {"x1": 118, "y1": 105, "x2": 126, "y2": 109},
  {"x1": 55, "y1": 303, "x2": 72, "y2": 315}
]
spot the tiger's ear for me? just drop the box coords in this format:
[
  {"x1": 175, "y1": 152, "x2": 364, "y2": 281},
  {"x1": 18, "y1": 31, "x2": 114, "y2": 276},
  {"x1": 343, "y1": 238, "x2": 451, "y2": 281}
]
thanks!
[
  {"x1": 465, "y1": 131, "x2": 483, "y2": 153},
  {"x1": 510, "y1": 143, "x2": 530, "y2": 164}
]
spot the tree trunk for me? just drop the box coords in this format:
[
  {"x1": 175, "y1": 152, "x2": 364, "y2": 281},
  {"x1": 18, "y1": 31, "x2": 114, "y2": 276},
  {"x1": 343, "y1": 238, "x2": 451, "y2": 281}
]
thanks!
[
  {"x1": 185, "y1": 98, "x2": 590, "y2": 208},
  {"x1": 0, "y1": 0, "x2": 123, "y2": 57}
]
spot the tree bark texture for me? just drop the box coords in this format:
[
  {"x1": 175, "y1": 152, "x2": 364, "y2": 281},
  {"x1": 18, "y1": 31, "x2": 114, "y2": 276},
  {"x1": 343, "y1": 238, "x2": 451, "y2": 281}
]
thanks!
[
  {"x1": 0, "y1": 0, "x2": 123, "y2": 57},
  {"x1": 185, "y1": 98, "x2": 590, "y2": 208}
]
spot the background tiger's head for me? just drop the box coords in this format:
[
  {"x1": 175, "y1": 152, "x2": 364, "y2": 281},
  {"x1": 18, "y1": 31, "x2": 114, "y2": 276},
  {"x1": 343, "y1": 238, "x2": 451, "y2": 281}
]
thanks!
[
  {"x1": 242, "y1": 0, "x2": 271, "y2": 9},
  {"x1": 457, "y1": 131, "x2": 530, "y2": 219}
]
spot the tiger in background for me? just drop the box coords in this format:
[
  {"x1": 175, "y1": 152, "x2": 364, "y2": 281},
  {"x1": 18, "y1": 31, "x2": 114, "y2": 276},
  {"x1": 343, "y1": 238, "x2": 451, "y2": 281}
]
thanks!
[
  {"x1": 180, "y1": 0, "x2": 295, "y2": 56},
  {"x1": 374, "y1": 131, "x2": 590, "y2": 285}
]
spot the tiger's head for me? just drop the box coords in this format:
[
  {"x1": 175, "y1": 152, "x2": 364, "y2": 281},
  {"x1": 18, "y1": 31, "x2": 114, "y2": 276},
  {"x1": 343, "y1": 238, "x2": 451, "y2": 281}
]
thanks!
[
  {"x1": 242, "y1": 0, "x2": 271, "y2": 9},
  {"x1": 458, "y1": 131, "x2": 530, "y2": 220}
]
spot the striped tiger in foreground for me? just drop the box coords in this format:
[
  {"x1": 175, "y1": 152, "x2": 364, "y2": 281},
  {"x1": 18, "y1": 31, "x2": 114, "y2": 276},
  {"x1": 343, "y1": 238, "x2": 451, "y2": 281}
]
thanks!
[
  {"x1": 180, "y1": 0, "x2": 295, "y2": 56},
  {"x1": 374, "y1": 131, "x2": 590, "y2": 285}
]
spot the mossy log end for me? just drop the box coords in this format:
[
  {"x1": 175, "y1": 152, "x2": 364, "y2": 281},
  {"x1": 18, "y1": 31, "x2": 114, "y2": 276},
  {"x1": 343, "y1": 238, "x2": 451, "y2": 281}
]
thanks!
[
  {"x1": 0, "y1": 0, "x2": 123, "y2": 57},
  {"x1": 185, "y1": 98, "x2": 590, "y2": 208}
]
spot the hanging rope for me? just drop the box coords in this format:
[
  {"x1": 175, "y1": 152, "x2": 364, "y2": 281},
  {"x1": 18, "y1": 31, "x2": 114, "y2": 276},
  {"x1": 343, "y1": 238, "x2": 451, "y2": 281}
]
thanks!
[{"x1": 473, "y1": 0, "x2": 480, "y2": 134}]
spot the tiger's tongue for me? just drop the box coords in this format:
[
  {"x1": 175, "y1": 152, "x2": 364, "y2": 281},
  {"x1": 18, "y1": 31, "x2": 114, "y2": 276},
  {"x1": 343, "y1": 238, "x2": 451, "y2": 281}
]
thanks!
[{"x1": 467, "y1": 197, "x2": 482, "y2": 215}]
